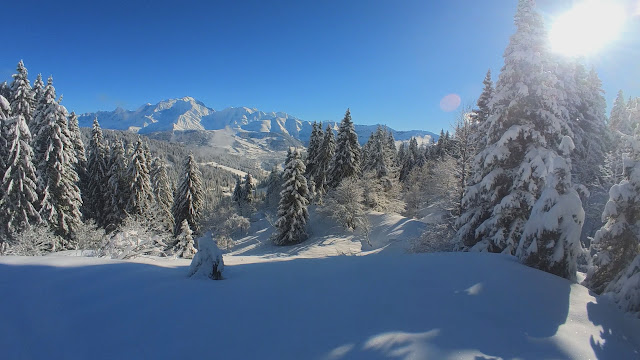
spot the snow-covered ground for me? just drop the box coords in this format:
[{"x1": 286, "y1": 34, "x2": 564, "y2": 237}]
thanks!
[{"x1": 1, "y1": 212, "x2": 639, "y2": 359}]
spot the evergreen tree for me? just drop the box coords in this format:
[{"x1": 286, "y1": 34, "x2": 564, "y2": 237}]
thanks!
[
  {"x1": 517, "y1": 137, "x2": 584, "y2": 281},
  {"x1": 243, "y1": 173, "x2": 256, "y2": 204},
  {"x1": 572, "y1": 66, "x2": 607, "y2": 188},
  {"x1": 313, "y1": 124, "x2": 335, "y2": 195},
  {"x1": 328, "y1": 109, "x2": 361, "y2": 187},
  {"x1": 67, "y1": 111, "x2": 87, "y2": 173},
  {"x1": 232, "y1": 176, "x2": 244, "y2": 204},
  {"x1": 586, "y1": 132, "x2": 640, "y2": 294},
  {"x1": 105, "y1": 140, "x2": 129, "y2": 228},
  {"x1": 0, "y1": 81, "x2": 10, "y2": 100},
  {"x1": 150, "y1": 157, "x2": 175, "y2": 232},
  {"x1": 172, "y1": 154, "x2": 204, "y2": 236},
  {"x1": 32, "y1": 78, "x2": 82, "y2": 243},
  {"x1": 32, "y1": 74, "x2": 45, "y2": 105},
  {"x1": 125, "y1": 138, "x2": 153, "y2": 217},
  {"x1": 363, "y1": 126, "x2": 394, "y2": 179},
  {"x1": 264, "y1": 167, "x2": 282, "y2": 209},
  {"x1": 174, "y1": 219, "x2": 197, "y2": 259},
  {"x1": 274, "y1": 148, "x2": 309, "y2": 245},
  {"x1": 455, "y1": 0, "x2": 574, "y2": 254},
  {"x1": 85, "y1": 118, "x2": 109, "y2": 223},
  {"x1": 609, "y1": 90, "x2": 630, "y2": 135},
  {"x1": 0, "y1": 114, "x2": 41, "y2": 240},
  {"x1": 305, "y1": 122, "x2": 323, "y2": 179},
  {"x1": 0, "y1": 96, "x2": 11, "y2": 185},
  {"x1": 470, "y1": 69, "x2": 494, "y2": 150},
  {"x1": 9, "y1": 60, "x2": 33, "y2": 126},
  {"x1": 400, "y1": 137, "x2": 418, "y2": 182}
]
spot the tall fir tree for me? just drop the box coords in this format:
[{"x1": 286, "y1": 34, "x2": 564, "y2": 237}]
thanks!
[
  {"x1": 85, "y1": 118, "x2": 109, "y2": 223},
  {"x1": 274, "y1": 148, "x2": 309, "y2": 245},
  {"x1": 9, "y1": 60, "x2": 33, "y2": 126},
  {"x1": 67, "y1": 111, "x2": 87, "y2": 174},
  {"x1": 105, "y1": 139, "x2": 129, "y2": 228},
  {"x1": 32, "y1": 78, "x2": 82, "y2": 243},
  {"x1": 243, "y1": 173, "x2": 256, "y2": 204},
  {"x1": 313, "y1": 124, "x2": 336, "y2": 195},
  {"x1": 0, "y1": 114, "x2": 41, "y2": 240},
  {"x1": 572, "y1": 66, "x2": 607, "y2": 188},
  {"x1": 517, "y1": 137, "x2": 584, "y2": 281},
  {"x1": 32, "y1": 74, "x2": 45, "y2": 105},
  {"x1": 455, "y1": 0, "x2": 574, "y2": 254},
  {"x1": 328, "y1": 109, "x2": 361, "y2": 187},
  {"x1": 150, "y1": 157, "x2": 175, "y2": 232},
  {"x1": 305, "y1": 121, "x2": 322, "y2": 179},
  {"x1": 172, "y1": 154, "x2": 204, "y2": 236},
  {"x1": 0, "y1": 95, "x2": 11, "y2": 186},
  {"x1": 608, "y1": 90, "x2": 630, "y2": 135},
  {"x1": 586, "y1": 131, "x2": 640, "y2": 294},
  {"x1": 470, "y1": 69, "x2": 494, "y2": 150},
  {"x1": 125, "y1": 138, "x2": 153, "y2": 217}
]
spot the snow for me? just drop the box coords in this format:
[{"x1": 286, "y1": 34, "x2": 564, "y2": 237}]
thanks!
[{"x1": 1, "y1": 212, "x2": 639, "y2": 359}]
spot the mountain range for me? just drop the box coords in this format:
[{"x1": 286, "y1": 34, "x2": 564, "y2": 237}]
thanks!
[{"x1": 77, "y1": 96, "x2": 437, "y2": 145}]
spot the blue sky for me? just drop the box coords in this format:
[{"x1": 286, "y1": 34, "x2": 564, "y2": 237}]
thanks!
[{"x1": 2, "y1": 0, "x2": 639, "y2": 132}]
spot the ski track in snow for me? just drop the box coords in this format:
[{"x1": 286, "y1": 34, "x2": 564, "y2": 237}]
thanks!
[{"x1": 1, "y1": 212, "x2": 639, "y2": 360}]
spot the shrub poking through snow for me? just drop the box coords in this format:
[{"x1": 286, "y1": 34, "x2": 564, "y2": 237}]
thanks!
[
  {"x1": 188, "y1": 233, "x2": 224, "y2": 280},
  {"x1": 174, "y1": 220, "x2": 197, "y2": 259}
]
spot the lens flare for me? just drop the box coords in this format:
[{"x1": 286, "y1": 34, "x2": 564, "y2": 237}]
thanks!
[
  {"x1": 549, "y1": 1, "x2": 627, "y2": 57},
  {"x1": 439, "y1": 94, "x2": 461, "y2": 112}
]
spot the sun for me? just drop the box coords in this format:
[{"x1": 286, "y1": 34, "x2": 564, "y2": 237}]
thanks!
[{"x1": 549, "y1": 1, "x2": 627, "y2": 57}]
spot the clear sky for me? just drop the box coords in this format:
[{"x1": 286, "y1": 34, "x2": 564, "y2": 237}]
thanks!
[{"x1": 2, "y1": 0, "x2": 639, "y2": 132}]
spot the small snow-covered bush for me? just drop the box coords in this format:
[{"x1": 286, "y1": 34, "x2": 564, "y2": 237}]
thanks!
[
  {"x1": 188, "y1": 233, "x2": 224, "y2": 280},
  {"x1": 101, "y1": 216, "x2": 170, "y2": 259},
  {"x1": 411, "y1": 221, "x2": 456, "y2": 253},
  {"x1": 173, "y1": 220, "x2": 197, "y2": 259},
  {"x1": 321, "y1": 178, "x2": 368, "y2": 232},
  {"x1": 75, "y1": 220, "x2": 108, "y2": 253},
  {"x1": 5, "y1": 225, "x2": 58, "y2": 256}
]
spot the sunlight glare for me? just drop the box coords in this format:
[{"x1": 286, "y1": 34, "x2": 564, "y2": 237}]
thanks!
[{"x1": 549, "y1": 1, "x2": 627, "y2": 57}]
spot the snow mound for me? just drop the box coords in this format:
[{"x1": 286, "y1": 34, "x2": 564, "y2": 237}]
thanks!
[{"x1": 187, "y1": 233, "x2": 224, "y2": 280}]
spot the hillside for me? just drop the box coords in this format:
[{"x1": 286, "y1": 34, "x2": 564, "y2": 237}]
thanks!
[
  {"x1": 77, "y1": 96, "x2": 438, "y2": 145},
  {"x1": 1, "y1": 212, "x2": 639, "y2": 360}
]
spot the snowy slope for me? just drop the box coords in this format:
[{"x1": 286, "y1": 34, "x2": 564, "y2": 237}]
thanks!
[
  {"x1": 77, "y1": 97, "x2": 437, "y2": 145},
  {"x1": 2, "y1": 212, "x2": 638, "y2": 360}
]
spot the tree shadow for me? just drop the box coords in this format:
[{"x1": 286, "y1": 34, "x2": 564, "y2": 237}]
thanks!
[{"x1": 587, "y1": 296, "x2": 640, "y2": 359}]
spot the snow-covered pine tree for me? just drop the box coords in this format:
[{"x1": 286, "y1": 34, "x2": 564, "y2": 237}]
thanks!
[
  {"x1": 454, "y1": 0, "x2": 572, "y2": 254},
  {"x1": 243, "y1": 173, "x2": 255, "y2": 204},
  {"x1": 517, "y1": 137, "x2": 584, "y2": 281},
  {"x1": 313, "y1": 124, "x2": 336, "y2": 195},
  {"x1": 264, "y1": 167, "x2": 282, "y2": 210},
  {"x1": 172, "y1": 154, "x2": 204, "y2": 236},
  {"x1": 0, "y1": 95, "x2": 10, "y2": 183},
  {"x1": 572, "y1": 66, "x2": 607, "y2": 188},
  {"x1": 470, "y1": 70, "x2": 494, "y2": 152},
  {"x1": 450, "y1": 108, "x2": 477, "y2": 216},
  {"x1": 322, "y1": 177, "x2": 367, "y2": 231},
  {"x1": 9, "y1": 60, "x2": 33, "y2": 126},
  {"x1": 150, "y1": 157, "x2": 175, "y2": 232},
  {"x1": 104, "y1": 139, "x2": 129, "y2": 228},
  {"x1": 0, "y1": 114, "x2": 41, "y2": 240},
  {"x1": 188, "y1": 234, "x2": 224, "y2": 280},
  {"x1": 274, "y1": 147, "x2": 309, "y2": 245},
  {"x1": 85, "y1": 119, "x2": 110, "y2": 223},
  {"x1": 174, "y1": 219, "x2": 197, "y2": 259},
  {"x1": 585, "y1": 131, "x2": 640, "y2": 294},
  {"x1": 125, "y1": 138, "x2": 153, "y2": 217},
  {"x1": 0, "y1": 81, "x2": 10, "y2": 101},
  {"x1": 603, "y1": 253, "x2": 640, "y2": 316},
  {"x1": 305, "y1": 121, "x2": 322, "y2": 179},
  {"x1": 32, "y1": 74, "x2": 45, "y2": 106},
  {"x1": 399, "y1": 137, "x2": 418, "y2": 182},
  {"x1": 609, "y1": 90, "x2": 631, "y2": 135},
  {"x1": 232, "y1": 176, "x2": 244, "y2": 204},
  {"x1": 32, "y1": 78, "x2": 82, "y2": 243},
  {"x1": 328, "y1": 109, "x2": 361, "y2": 187},
  {"x1": 67, "y1": 111, "x2": 87, "y2": 176}
]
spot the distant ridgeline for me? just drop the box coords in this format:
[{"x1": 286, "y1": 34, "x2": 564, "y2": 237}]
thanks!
[{"x1": 77, "y1": 96, "x2": 438, "y2": 146}]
